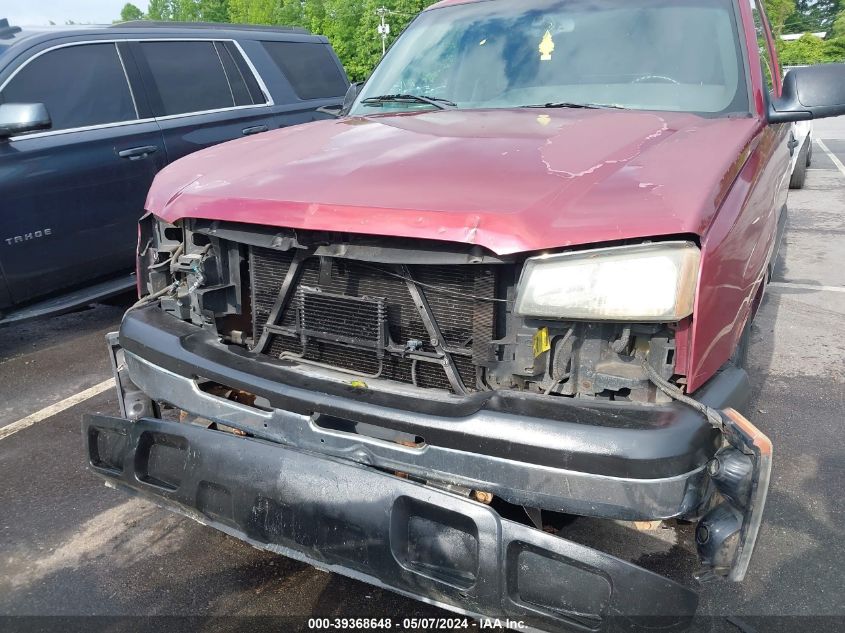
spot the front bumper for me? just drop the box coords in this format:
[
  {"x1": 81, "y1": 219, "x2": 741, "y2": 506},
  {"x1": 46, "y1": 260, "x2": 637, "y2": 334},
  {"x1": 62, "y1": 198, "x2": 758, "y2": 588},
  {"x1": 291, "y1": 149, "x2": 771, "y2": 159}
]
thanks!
[
  {"x1": 112, "y1": 307, "x2": 753, "y2": 521},
  {"x1": 83, "y1": 413, "x2": 699, "y2": 632},
  {"x1": 85, "y1": 307, "x2": 776, "y2": 628}
]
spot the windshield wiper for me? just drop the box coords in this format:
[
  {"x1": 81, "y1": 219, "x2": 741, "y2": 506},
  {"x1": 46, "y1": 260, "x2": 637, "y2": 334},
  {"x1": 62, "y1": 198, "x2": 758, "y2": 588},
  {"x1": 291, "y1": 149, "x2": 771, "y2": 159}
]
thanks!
[
  {"x1": 360, "y1": 94, "x2": 457, "y2": 110},
  {"x1": 520, "y1": 102, "x2": 626, "y2": 110}
]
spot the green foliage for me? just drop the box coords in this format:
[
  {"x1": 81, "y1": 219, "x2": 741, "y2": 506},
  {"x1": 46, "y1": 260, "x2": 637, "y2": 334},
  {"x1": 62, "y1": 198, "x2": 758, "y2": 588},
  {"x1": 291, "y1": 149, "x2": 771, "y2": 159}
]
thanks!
[
  {"x1": 785, "y1": 0, "x2": 841, "y2": 31},
  {"x1": 173, "y1": 0, "x2": 200, "y2": 21},
  {"x1": 779, "y1": 32, "x2": 845, "y2": 63},
  {"x1": 832, "y1": 10, "x2": 845, "y2": 37},
  {"x1": 120, "y1": 3, "x2": 145, "y2": 21},
  {"x1": 226, "y1": 0, "x2": 271, "y2": 23},
  {"x1": 765, "y1": 0, "x2": 797, "y2": 35},
  {"x1": 146, "y1": 0, "x2": 175, "y2": 20}
]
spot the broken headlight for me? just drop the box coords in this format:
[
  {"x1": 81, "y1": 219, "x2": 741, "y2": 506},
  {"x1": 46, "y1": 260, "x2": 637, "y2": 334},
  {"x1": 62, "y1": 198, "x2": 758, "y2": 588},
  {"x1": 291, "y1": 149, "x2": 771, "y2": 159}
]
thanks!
[{"x1": 515, "y1": 241, "x2": 700, "y2": 321}]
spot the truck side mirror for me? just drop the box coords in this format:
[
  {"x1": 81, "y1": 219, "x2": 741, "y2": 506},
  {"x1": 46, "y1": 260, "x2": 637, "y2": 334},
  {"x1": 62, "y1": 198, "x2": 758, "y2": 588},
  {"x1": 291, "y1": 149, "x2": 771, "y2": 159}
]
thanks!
[
  {"x1": 0, "y1": 103, "x2": 52, "y2": 139},
  {"x1": 769, "y1": 64, "x2": 845, "y2": 124}
]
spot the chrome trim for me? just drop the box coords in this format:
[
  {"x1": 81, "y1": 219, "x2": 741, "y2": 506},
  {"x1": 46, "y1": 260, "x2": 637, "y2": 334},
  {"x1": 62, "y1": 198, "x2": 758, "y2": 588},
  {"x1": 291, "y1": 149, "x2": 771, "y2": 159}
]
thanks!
[
  {"x1": 8, "y1": 118, "x2": 158, "y2": 141},
  {"x1": 122, "y1": 350, "x2": 710, "y2": 521},
  {"x1": 230, "y1": 39, "x2": 273, "y2": 106},
  {"x1": 213, "y1": 42, "x2": 237, "y2": 107},
  {"x1": 1, "y1": 37, "x2": 275, "y2": 142},
  {"x1": 152, "y1": 103, "x2": 269, "y2": 124},
  {"x1": 114, "y1": 43, "x2": 139, "y2": 119}
]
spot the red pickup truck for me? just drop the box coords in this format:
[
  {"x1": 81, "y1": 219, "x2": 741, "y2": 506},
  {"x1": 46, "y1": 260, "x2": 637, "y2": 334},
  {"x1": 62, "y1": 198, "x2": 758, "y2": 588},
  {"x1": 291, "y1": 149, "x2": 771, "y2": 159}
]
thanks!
[{"x1": 84, "y1": 0, "x2": 845, "y2": 629}]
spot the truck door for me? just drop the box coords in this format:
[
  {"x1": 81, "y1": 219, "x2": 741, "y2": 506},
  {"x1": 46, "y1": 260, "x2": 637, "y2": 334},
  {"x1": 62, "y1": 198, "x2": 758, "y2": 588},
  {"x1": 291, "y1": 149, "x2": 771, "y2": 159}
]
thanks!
[{"x1": 0, "y1": 41, "x2": 165, "y2": 305}]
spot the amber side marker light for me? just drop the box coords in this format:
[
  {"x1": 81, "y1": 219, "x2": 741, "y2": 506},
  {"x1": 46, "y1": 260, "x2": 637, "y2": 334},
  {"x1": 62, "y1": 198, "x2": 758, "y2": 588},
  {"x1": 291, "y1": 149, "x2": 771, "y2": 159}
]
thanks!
[{"x1": 721, "y1": 407, "x2": 773, "y2": 582}]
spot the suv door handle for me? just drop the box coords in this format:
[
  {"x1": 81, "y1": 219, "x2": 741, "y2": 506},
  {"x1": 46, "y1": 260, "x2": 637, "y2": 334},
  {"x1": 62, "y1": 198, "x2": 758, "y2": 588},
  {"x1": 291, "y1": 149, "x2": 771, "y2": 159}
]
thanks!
[
  {"x1": 242, "y1": 125, "x2": 268, "y2": 136},
  {"x1": 118, "y1": 145, "x2": 159, "y2": 160}
]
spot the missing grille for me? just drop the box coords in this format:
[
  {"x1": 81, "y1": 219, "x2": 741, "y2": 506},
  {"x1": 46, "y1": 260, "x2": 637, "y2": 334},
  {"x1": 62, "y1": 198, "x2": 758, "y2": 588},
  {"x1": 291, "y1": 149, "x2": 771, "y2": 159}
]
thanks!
[{"x1": 248, "y1": 246, "x2": 498, "y2": 393}]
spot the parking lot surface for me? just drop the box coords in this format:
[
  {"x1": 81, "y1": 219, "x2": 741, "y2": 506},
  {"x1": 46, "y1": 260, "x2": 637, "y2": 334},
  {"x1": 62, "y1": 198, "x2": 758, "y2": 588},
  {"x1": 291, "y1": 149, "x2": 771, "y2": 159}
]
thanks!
[{"x1": 1, "y1": 117, "x2": 844, "y2": 632}]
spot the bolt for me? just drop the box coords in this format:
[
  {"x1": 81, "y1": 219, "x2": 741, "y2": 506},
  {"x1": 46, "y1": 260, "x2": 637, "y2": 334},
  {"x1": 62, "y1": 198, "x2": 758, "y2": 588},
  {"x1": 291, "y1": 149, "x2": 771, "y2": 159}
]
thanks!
[{"x1": 473, "y1": 491, "x2": 493, "y2": 505}]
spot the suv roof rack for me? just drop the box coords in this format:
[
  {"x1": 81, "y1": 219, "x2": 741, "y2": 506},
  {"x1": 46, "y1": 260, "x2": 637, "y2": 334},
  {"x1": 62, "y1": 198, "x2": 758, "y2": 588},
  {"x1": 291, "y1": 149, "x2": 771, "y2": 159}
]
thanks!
[
  {"x1": 0, "y1": 18, "x2": 23, "y2": 38},
  {"x1": 111, "y1": 20, "x2": 310, "y2": 35}
]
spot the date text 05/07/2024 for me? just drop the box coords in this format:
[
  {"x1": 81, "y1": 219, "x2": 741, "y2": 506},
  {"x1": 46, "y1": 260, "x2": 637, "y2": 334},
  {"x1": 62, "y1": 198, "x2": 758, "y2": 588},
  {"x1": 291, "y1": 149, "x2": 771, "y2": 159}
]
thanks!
[{"x1": 306, "y1": 617, "x2": 527, "y2": 630}]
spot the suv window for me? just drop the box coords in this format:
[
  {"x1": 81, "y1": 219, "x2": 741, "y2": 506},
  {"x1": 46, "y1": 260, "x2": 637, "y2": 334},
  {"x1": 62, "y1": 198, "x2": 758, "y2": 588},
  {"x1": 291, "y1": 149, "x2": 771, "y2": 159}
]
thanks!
[
  {"x1": 214, "y1": 41, "x2": 268, "y2": 106},
  {"x1": 0, "y1": 43, "x2": 136, "y2": 132},
  {"x1": 261, "y1": 41, "x2": 347, "y2": 100},
  {"x1": 140, "y1": 41, "x2": 240, "y2": 116}
]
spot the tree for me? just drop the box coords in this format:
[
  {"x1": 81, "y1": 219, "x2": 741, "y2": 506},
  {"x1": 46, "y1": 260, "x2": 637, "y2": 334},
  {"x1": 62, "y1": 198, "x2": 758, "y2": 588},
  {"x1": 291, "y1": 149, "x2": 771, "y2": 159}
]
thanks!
[
  {"x1": 173, "y1": 0, "x2": 200, "y2": 21},
  {"x1": 277, "y1": 0, "x2": 305, "y2": 25},
  {"x1": 146, "y1": 0, "x2": 175, "y2": 20},
  {"x1": 764, "y1": 0, "x2": 798, "y2": 36},
  {"x1": 227, "y1": 0, "x2": 276, "y2": 24},
  {"x1": 832, "y1": 10, "x2": 845, "y2": 36},
  {"x1": 120, "y1": 3, "x2": 145, "y2": 21},
  {"x1": 303, "y1": 0, "x2": 328, "y2": 34},
  {"x1": 790, "y1": 0, "x2": 841, "y2": 31},
  {"x1": 321, "y1": 0, "x2": 367, "y2": 79},
  {"x1": 197, "y1": 0, "x2": 230, "y2": 22},
  {"x1": 779, "y1": 33, "x2": 828, "y2": 63},
  {"x1": 348, "y1": 0, "x2": 440, "y2": 81},
  {"x1": 779, "y1": 31, "x2": 845, "y2": 62}
]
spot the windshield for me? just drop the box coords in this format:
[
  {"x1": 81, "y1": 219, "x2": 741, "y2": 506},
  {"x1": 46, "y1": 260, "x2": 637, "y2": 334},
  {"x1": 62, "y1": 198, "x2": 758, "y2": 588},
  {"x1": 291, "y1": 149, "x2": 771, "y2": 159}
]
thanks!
[{"x1": 351, "y1": 0, "x2": 748, "y2": 116}]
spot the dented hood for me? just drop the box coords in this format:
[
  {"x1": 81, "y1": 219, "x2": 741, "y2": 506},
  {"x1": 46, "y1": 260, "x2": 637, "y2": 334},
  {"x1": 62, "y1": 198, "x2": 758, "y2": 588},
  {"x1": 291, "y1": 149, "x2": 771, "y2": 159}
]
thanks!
[{"x1": 146, "y1": 109, "x2": 759, "y2": 255}]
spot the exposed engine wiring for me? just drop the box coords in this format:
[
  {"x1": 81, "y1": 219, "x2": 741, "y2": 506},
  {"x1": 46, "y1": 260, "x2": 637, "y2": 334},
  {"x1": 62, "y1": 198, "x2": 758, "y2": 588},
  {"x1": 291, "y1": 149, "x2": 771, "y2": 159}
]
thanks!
[
  {"x1": 128, "y1": 281, "x2": 179, "y2": 311},
  {"x1": 642, "y1": 360, "x2": 725, "y2": 430},
  {"x1": 149, "y1": 243, "x2": 184, "y2": 271},
  {"x1": 543, "y1": 373, "x2": 571, "y2": 396},
  {"x1": 129, "y1": 244, "x2": 212, "y2": 312}
]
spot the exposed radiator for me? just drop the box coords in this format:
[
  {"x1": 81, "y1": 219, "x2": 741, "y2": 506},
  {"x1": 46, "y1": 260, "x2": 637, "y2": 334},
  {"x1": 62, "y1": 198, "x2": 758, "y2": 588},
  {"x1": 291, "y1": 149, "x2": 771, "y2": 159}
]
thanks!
[{"x1": 249, "y1": 246, "x2": 498, "y2": 393}]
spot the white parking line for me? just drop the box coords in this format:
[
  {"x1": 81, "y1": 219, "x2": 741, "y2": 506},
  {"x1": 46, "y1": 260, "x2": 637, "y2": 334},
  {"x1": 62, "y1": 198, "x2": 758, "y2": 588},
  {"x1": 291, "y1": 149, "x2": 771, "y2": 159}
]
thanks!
[
  {"x1": 769, "y1": 281, "x2": 845, "y2": 293},
  {"x1": 0, "y1": 379, "x2": 114, "y2": 442},
  {"x1": 816, "y1": 139, "x2": 845, "y2": 178}
]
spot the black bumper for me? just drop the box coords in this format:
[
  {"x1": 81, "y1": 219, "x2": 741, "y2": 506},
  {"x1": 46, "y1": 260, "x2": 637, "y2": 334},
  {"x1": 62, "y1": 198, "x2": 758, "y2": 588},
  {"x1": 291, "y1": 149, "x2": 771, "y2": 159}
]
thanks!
[
  {"x1": 84, "y1": 414, "x2": 698, "y2": 632},
  {"x1": 113, "y1": 308, "x2": 751, "y2": 520}
]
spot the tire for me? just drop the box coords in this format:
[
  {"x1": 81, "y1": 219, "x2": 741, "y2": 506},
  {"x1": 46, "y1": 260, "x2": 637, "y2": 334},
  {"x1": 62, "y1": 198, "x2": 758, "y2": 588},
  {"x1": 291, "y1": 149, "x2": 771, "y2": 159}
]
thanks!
[
  {"x1": 806, "y1": 137, "x2": 813, "y2": 167},
  {"x1": 790, "y1": 141, "x2": 808, "y2": 189}
]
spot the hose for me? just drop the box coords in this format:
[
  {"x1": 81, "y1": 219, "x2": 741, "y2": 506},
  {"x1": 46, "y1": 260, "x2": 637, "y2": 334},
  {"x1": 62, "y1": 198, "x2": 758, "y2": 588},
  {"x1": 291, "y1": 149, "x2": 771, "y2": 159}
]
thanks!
[
  {"x1": 642, "y1": 360, "x2": 725, "y2": 430},
  {"x1": 126, "y1": 281, "x2": 179, "y2": 312}
]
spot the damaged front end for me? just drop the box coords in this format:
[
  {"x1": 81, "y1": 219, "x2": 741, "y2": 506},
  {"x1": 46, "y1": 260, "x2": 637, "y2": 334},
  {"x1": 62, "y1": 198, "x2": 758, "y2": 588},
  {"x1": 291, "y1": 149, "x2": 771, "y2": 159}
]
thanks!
[
  {"x1": 138, "y1": 217, "x2": 692, "y2": 405},
  {"x1": 87, "y1": 216, "x2": 774, "y2": 630}
]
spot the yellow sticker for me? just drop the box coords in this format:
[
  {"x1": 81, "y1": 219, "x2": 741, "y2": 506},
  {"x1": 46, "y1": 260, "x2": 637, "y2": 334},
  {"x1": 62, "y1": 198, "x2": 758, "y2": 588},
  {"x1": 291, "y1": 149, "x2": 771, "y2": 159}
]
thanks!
[
  {"x1": 350, "y1": 380, "x2": 368, "y2": 389},
  {"x1": 533, "y1": 328, "x2": 551, "y2": 358},
  {"x1": 539, "y1": 30, "x2": 555, "y2": 61}
]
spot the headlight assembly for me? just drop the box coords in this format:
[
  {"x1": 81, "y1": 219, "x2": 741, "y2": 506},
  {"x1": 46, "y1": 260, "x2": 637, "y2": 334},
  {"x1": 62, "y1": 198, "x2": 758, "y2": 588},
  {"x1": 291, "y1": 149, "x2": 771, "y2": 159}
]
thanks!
[{"x1": 515, "y1": 241, "x2": 701, "y2": 321}]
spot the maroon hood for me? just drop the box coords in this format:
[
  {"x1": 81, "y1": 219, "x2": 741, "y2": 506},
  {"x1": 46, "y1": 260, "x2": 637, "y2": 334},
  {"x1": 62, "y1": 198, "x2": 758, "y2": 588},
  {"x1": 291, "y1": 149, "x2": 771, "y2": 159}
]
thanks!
[{"x1": 146, "y1": 108, "x2": 759, "y2": 255}]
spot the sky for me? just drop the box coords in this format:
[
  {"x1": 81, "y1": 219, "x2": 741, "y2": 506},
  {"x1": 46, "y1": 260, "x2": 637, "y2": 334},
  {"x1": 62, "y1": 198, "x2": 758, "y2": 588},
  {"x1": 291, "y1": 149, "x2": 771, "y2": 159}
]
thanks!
[{"x1": 4, "y1": 0, "x2": 150, "y2": 26}]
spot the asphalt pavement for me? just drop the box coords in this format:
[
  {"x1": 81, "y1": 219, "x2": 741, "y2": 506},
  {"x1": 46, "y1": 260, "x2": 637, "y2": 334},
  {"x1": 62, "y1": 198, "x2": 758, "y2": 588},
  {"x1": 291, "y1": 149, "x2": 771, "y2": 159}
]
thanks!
[{"x1": 1, "y1": 117, "x2": 843, "y2": 633}]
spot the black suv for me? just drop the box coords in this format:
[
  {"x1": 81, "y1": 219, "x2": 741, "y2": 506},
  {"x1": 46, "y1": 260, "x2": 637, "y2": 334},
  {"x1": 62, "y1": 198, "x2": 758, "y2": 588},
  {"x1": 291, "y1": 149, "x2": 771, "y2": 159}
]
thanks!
[{"x1": 0, "y1": 19, "x2": 348, "y2": 324}]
